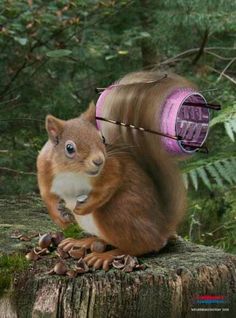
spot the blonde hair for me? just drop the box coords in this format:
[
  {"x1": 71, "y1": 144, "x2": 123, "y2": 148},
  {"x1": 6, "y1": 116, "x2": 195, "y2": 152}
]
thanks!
[{"x1": 97, "y1": 71, "x2": 197, "y2": 228}]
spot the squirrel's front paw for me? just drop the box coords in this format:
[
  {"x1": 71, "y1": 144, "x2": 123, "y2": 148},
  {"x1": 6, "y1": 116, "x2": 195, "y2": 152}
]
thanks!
[
  {"x1": 54, "y1": 213, "x2": 74, "y2": 229},
  {"x1": 59, "y1": 237, "x2": 101, "y2": 252},
  {"x1": 73, "y1": 194, "x2": 89, "y2": 215}
]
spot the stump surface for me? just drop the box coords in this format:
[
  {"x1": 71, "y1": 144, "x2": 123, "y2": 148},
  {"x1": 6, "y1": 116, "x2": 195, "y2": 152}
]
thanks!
[{"x1": 0, "y1": 196, "x2": 235, "y2": 318}]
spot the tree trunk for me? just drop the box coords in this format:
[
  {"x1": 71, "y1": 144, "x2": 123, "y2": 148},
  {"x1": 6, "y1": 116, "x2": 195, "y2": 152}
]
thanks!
[
  {"x1": 139, "y1": 0, "x2": 159, "y2": 69},
  {"x1": 0, "y1": 196, "x2": 236, "y2": 317}
]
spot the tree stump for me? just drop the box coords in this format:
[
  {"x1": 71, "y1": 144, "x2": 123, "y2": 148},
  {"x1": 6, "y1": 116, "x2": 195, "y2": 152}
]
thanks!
[{"x1": 0, "y1": 196, "x2": 235, "y2": 318}]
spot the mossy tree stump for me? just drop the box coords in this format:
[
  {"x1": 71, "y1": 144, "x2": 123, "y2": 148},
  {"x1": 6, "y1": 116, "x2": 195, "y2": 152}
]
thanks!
[{"x1": 0, "y1": 196, "x2": 235, "y2": 318}]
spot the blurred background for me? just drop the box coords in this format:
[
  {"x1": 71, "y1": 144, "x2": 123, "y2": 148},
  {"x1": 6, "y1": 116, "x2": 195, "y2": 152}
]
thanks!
[{"x1": 0, "y1": 0, "x2": 235, "y2": 252}]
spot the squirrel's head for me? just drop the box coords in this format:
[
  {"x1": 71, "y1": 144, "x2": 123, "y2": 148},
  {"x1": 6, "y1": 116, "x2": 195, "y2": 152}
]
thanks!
[{"x1": 46, "y1": 102, "x2": 106, "y2": 177}]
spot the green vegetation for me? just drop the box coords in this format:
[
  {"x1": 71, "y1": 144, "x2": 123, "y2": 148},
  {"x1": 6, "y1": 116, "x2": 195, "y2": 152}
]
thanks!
[
  {"x1": 0, "y1": 254, "x2": 29, "y2": 296},
  {"x1": 63, "y1": 223, "x2": 85, "y2": 239},
  {"x1": 0, "y1": 1, "x2": 235, "y2": 252}
]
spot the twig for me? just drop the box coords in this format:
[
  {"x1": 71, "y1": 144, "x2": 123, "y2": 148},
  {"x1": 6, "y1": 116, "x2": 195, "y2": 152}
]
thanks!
[
  {"x1": 0, "y1": 95, "x2": 20, "y2": 105},
  {"x1": 204, "y1": 50, "x2": 235, "y2": 61},
  {"x1": 0, "y1": 167, "x2": 36, "y2": 175},
  {"x1": 208, "y1": 66, "x2": 236, "y2": 85},
  {"x1": 159, "y1": 48, "x2": 200, "y2": 66},
  {"x1": 206, "y1": 46, "x2": 236, "y2": 51},
  {"x1": 158, "y1": 46, "x2": 236, "y2": 67},
  {"x1": 217, "y1": 57, "x2": 236, "y2": 82},
  {"x1": 0, "y1": 118, "x2": 44, "y2": 123},
  {"x1": 192, "y1": 29, "x2": 209, "y2": 65}
]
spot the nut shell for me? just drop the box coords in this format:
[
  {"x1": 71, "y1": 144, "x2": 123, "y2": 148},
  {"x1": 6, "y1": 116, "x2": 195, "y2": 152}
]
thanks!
[
  {"x1": 25, "y1": 250, "x2": 40, "y2": 261},
  {"x1": 69, "y1": 247, "x2": 85, "y2": 259},
  {"x1": 38, "y1": 233, "x2": 52, "y2": 249},
  {"x1": 56, "y1": 247, "x2": 70, "y2": 259}
]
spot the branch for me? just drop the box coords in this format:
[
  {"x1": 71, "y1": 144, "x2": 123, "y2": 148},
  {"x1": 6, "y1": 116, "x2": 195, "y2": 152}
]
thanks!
[
  {"x1": 204, "y1": 50, "x2": 235, "y2": 61},
  {"x1": 208, "y1": 66, "x2": 236, "y2": 85},
  {"x1": 0, "y1": 167, "x2": 36, "y2": 175},
  {"x1": 192, "y1": 29, "x2": 209, "y2": 65},
  {"x1": 216, "y1": 57, "x2": 236, "y2": 82},
  {"x1": 0, "y1": 95, "x2": 20, "y2": 105},
  {"x1": 0, "y1": 118, "x2": 44, "y2": 123},
  {"x1": 158, "y1": 47, "x2": 236, "y2": 67}
]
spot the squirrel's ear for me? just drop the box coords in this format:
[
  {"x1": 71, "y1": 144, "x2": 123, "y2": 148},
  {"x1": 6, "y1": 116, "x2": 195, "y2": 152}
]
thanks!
[
  {"x1": 46, "y1": 115, "x2": 65, "y2": 143},
  {"x1": 81, "y1": 101, "x2": 96, "y2": 126}
]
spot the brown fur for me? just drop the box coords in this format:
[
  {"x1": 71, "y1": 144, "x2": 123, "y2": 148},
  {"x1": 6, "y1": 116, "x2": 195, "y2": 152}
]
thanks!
[{"x1": 37, "y1": 71, "x2": 190, "y2": 263}]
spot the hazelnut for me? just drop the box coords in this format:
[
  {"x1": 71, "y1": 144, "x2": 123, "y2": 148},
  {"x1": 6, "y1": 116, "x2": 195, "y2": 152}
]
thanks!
[
  {"x1": 25, "y1": 250, "x2": 40, "y2": 261},
  {"x1": 53, "y1": 261, "x2": 68, "y2": 275},
  {"x1": 51, "y1": 232, "x2": 64, "y2": 246},
  {"x1": 90, "y1": 241, "x2": 106, "y2": 253},
  {"x1": 38, "y1": 233, "x2": 52, "y2": 249}
]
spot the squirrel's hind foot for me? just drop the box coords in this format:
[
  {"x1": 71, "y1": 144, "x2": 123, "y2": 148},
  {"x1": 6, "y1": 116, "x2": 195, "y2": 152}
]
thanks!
[{"x1": 84, "y1": 249, "x2": 125, "y2": 271}]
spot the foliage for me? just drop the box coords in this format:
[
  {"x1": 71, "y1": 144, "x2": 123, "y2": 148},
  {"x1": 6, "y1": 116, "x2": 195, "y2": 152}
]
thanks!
[
  {"x1": 0, "y1": 0, "x2": 235, "y2": 252},
  {"x1": 63, "y1": 223, "x2": 84, "y2": 239},
  {"x1": 183, "y1": 156, "x2": 236, "y2": 190},
  {"x1": 0, "y1": 253, "x2": 29, "y2": 296},
  {"x1": 181, "y1": 188, "x2": 236, "y2": 253}
]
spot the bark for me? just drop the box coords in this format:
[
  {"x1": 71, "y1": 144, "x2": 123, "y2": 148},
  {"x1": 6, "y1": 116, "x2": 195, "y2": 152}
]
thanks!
[{"x1": 0, "y1": 196, "x2": 236, "y2": 318}]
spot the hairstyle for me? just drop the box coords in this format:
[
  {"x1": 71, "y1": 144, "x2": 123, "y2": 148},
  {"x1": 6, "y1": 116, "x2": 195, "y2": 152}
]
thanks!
[{"x1": 97, "y1": 71, "x2": 197, "y2": 228}]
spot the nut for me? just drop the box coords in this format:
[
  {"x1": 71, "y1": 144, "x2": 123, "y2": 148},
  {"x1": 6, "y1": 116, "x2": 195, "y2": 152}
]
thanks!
[
  {"x1": 51, "y1": 232, "x2": 64, "y2": 246},
  {"x1": 90, "y1": 241, "x2": 106, "y2": 253},
  {"x1": 67, "y1": 270, "x2": 77, "y2": 278},
  {"x1": 38, "y1": 233, "x2": 52, "y2": 249},
  {"x1": 53, "y1": 261, "x2": 68, "y2": 275},
  {"x1": 25, "y1": 250, "x2": 40, "y2": 261}
]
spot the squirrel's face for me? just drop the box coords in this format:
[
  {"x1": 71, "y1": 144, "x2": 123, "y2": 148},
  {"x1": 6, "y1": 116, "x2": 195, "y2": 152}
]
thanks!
[{"x1": 46, "y1": 102, "x2": 106, "y2": 177}]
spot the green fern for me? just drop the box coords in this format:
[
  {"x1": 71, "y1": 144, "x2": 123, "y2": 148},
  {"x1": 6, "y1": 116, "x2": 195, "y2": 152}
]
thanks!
[
  {"x1": 210, "y1": 102, "x2": 236, "y2": 141},
  {"x1": 182, "y1": 156, "x2": 236, "y2": 190}
]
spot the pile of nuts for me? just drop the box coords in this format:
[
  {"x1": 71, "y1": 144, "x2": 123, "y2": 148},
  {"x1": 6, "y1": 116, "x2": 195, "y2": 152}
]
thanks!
[{"x1": 24, "y1": 232, "x2": 146, "y2": 276}]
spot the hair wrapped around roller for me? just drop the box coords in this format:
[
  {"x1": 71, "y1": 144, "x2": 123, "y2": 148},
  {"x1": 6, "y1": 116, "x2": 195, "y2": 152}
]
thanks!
[{"x1": 95, "y1": 71, "x2": 198, "y2": 230}]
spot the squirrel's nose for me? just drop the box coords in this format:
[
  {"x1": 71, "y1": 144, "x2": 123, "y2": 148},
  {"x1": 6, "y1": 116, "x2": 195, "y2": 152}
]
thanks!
[{"x1": 92, "y1": 157, "x2": 104, "y2": 167}]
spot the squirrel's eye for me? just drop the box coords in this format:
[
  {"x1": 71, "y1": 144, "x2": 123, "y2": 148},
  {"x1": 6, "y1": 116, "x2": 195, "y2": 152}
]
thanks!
[{"x1": 65, "y1": 141, "x2": 76, "y2": 158}]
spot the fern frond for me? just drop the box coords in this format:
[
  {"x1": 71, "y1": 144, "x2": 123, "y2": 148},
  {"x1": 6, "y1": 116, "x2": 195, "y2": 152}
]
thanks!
[
  {"x1": 196, "y1": 166, "x2": 212, "y2": 190},
  {"x1": 182, "y1": 156, "x2": 236, "y2": 190},
  {"x1": 224, "y1": 121, "x2": 235, "y2": 141},
  {"x1": 210, "y1": 102, "x2": 236, "y2": 142},
  {"x1": 206, "y1": 164, "x2": 224, "y2": 187},
  {"x1": 189, "y1": 169, "x2": 198, "y2": 190}
]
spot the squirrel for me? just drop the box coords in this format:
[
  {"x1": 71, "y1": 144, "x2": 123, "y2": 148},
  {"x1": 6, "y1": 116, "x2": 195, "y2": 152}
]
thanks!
[{"x1": 37, "y1": 72, "x2": 187, "y2": 270}]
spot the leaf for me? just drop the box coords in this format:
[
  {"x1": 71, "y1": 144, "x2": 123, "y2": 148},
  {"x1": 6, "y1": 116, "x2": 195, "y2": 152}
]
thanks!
[
  {"x1": 229, "y1": 119, "x2": 236, "y2": 134},
  {"x1": 182, "y1": 173, "x2": 188, "y2": 189},
  {"x1": 105, "y1": 54, "x2": 117, "y2": 60},
  {"x1": 224, "y1": 122, "x2": 235, "y2": 141},
  {"x1": 196, "y1": 167, "x2": 211, "y2": 190},
  {"x1": 189, "y1": 169, "x2": 198, "y2": 190},
  {"x1": 46, "y1": 49, "x2": 72, "y2": 58},
  {"x1": 139, "y1": 31, "x2": 151, "y2": 38},
  {"x1": 118, "y1": 50, "x2": 129, "y2": 55},
  {"x1": 14, "y1": 37, "x2": 28, "y2": 46},
  {"x1": 206, "y1": 164, "x2": 224, "y2": 187},
  {"x1": 215, "y1": 161, "x2": 233, "y2": 185}
]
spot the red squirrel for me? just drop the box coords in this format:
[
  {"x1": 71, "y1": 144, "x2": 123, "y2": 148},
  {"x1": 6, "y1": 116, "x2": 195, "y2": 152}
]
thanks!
[{"x1": 37, "y1": 101, "x2": 186, "y2": 270}]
